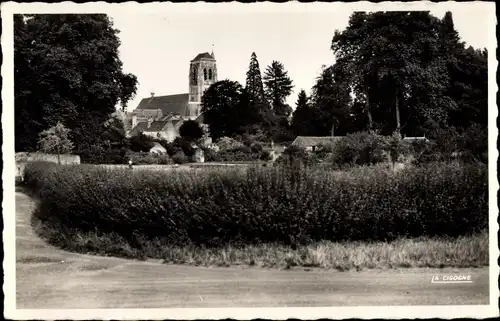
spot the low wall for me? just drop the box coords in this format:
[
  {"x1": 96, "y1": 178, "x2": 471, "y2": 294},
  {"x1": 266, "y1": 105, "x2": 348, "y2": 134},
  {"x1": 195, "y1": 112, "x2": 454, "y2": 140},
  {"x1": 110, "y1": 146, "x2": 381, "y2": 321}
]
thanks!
[{"x1": 15, "y1": 152, "x2": 80, "y2": 178}]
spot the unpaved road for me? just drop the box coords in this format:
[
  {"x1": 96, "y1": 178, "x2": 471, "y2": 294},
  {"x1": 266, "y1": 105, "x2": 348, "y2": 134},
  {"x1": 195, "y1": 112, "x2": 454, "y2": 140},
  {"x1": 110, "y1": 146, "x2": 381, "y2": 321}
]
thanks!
[{"x1": 16, "y1": 190, "x2": 489, "y2": 308}]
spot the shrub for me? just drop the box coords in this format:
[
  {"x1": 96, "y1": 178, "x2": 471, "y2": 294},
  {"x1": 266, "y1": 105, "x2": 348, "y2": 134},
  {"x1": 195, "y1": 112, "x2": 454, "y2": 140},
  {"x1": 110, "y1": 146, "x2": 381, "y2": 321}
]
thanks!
[
  {"x1": 203, "y1": 147, "x2": 222, "y2": 162},
  {"x1": 275, "y1": 145, "x2": 319, "y2": 168},
  {"x1": 315, "y1": 144, "x2": 334, "y2": 161},
  {"x1": 260, "y1": 149, "x2": 272, "y2": 161},
  {"x1": 127, "y1": 152, "x2": 172, "y2": 165},
  {"x1": 172, "y1": 151, "x2": 189, "y2": 164},
  {"x1": 330, "y1": 132, "x2": 389, "y2": 167},
  {"x1": 250, "y1": 142, "x2": 263, "y2": 153},
  {"x1": 385, "y1": 133, "x2": 410, "y2": 165},
  {"x1": 216, "y1": 137, "x2": 244, "y2": 151},
  {"x1": 24, "y1": 161, "x2": 487, "y2": 249},
  {"x1": 129, "y1": 133, "x2": 155, "y2": 152},
  {"x1": 166, "y1": 137, "x2": 195, "y2": 158},
  {"x1": 206, "y1": 144, "x2": 265, "y2": 163}
]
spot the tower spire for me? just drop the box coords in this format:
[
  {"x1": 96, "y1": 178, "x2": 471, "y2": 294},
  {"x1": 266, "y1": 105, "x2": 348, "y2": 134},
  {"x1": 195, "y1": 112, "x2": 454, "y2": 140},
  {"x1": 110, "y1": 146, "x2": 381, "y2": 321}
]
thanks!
[{"x1": 211, "y1": 44, "x2": 215, "y2": 58}]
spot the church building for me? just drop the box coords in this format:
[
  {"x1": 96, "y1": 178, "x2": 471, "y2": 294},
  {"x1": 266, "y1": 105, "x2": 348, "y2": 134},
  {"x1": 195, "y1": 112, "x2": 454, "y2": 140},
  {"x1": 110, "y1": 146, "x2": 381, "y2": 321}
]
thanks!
[{"x1": 127, "y1": 51, "x2": 218, "y2": 143}]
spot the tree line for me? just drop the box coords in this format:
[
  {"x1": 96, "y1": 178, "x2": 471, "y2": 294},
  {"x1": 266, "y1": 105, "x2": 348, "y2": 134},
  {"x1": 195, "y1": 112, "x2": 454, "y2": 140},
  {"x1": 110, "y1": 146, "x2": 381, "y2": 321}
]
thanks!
[
  {"x1": 201, "y1": 54, "x2": 295, "y2": 142},
  {"x1": 14, "y1": 12, "x2": 487, "y2": 158},
  {"x1": 202, "y1": 11, "x2": 487, "y2": 146}
]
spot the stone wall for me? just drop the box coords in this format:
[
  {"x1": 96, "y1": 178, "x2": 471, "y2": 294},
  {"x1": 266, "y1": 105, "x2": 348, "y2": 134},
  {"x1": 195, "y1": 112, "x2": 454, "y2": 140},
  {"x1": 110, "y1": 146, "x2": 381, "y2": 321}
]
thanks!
[{"x1": 15, "y1": 152, "x2": 80, "y2": 178}]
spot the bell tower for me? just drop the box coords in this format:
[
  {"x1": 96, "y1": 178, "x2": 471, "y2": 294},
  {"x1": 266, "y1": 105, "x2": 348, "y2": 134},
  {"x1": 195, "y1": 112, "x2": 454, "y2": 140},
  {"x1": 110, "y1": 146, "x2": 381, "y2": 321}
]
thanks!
[{"x1": 188, "y1": 51, "x2": 217, "y2": 119}]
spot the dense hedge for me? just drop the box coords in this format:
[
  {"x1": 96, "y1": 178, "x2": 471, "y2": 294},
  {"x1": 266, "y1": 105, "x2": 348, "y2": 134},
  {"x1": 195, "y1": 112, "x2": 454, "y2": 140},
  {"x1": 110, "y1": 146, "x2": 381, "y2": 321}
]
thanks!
[{"x1": 23, "y1": 161, "x2": 488, "y2": 247}]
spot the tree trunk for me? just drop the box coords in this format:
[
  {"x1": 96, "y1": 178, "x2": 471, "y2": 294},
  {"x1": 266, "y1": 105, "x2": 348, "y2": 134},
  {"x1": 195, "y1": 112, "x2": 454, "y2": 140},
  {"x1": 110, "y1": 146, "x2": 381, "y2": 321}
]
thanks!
[
  {"x1": 394, "y1": 92, "x2": 401, "y2": 134},
  {"x1": 57, "y1": 152, "x2": 61, "y2": 165},
  {"x1": 365, "y1": 86, "x2": 373, "y2": 133}
]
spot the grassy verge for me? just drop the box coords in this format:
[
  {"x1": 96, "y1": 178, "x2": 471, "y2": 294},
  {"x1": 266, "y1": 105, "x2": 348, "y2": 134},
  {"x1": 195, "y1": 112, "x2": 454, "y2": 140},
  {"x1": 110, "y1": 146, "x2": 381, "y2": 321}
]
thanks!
[{"x1": 32, "y1": 213, "x2": 488, "y2": 270}]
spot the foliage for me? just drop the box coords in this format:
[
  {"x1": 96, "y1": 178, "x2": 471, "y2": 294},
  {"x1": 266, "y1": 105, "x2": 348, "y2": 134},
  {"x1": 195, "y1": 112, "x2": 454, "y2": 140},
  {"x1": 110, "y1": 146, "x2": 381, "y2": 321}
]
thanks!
[
  {"x1": 329, "y1": 11, "x2": 487, "y2": 140},
  {"x1": 330, "y1": 132, "x2": 390, "y2": 167},
  {"x1": 215, "y1": 136, "x2": 244, "y2": 151},
  {"x1": 24, "y1": 162, "x2": 487, "y2": 248},
  {"x1": 385, "y1": 132, "x2": 409, "y2": 165},
  {"x1": 129, "y1": 133, "x2": 155, "y2": 152},
  {"x1": 245, "y1": 52, "x2": 266, "y2": 103},
  {"x1": 310, "y1": 65, "x2": 353, "y2": 136},
  {"x1": 171, "y1": 151, "x2": 189, "y2": 164},
  {"x1": 263, "y1": 60, "x2": 294, "y2": 117},
  {"x1": 15, "y1": 14, "x2": 138, "y2": 152},
  {"x1": 37, "y1": 122, "x2": 74, "y2": 157},
  {"x1": 101, "y1": 114, "x2": 129, "y2": 149},
  {"x1": 179, "y1": 120, "x2": 204, "y2": 142},
  {"x1": 201, "y1": 80, "x2": 248, "y2": 139},
  {"x1": 126, "y1": 152, "x2": 172, "y2": 165},
  {"x1": 290, "y1": 89, "x2": 315, "y2": 136},
  {"x1": 275, "y1": 145, "x2": 319, "y2": 168},
  {"x1": 242, "y1": 53, "x2": 277, "y2": 138}
]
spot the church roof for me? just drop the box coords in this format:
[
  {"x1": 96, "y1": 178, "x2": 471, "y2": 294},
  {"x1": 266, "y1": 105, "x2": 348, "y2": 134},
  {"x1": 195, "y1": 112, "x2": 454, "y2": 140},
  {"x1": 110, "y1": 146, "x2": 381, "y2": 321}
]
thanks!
[
  {"x1": 191, "y1": 52, "x2": 215, "y2": 61},
  {"x1": 135, "y1": 93, "x2": 189, "y2": 117}
]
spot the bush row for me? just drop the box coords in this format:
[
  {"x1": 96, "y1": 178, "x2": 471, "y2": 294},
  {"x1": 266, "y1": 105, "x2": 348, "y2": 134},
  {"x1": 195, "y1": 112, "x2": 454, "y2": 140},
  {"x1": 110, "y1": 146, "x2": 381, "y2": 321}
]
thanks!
[
  {"x1": 278, "y1": 129, "x2": 488, "y2": 169},
  {"x1": 23, "y1": 161, "x2": 488, "y2": 247}
]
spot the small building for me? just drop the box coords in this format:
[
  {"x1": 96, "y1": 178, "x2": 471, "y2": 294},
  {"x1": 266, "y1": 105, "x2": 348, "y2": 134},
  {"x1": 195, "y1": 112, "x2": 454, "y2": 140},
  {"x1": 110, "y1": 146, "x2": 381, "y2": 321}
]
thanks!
[
  {"x1": 129, "y1": 116, "x2": 187, "y2": 142},
  {"x1": 290, "y1": 136, "x2": 343, "y2": 152},
  {"x1": 149, "y1": 142, "x2": 167, "y2": 155}
]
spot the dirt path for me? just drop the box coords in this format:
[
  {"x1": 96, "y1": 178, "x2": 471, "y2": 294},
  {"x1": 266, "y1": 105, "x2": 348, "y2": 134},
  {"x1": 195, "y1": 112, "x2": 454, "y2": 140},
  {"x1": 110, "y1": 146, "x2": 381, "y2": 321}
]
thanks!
[{"x1": 16, "y1": 190, "x2": 489, "y2": 308}]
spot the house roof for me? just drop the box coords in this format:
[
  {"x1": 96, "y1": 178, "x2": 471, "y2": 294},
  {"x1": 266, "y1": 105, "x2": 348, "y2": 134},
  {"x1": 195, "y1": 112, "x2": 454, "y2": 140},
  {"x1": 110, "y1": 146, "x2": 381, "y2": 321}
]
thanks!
[
  {"x1": 173, "y1": 119, "x2": 184, "y2": 129},
  {"x1": 191, "y1": 52, "x2": 215, "y2": 62},
  {"x1": 150, "y1": 142, "x2": 166, "y2": 151},
  {"x1": 143, "y1": 120, "x2": 169, "y2": 132},
  {"x1": 194, "y1": 113, "x2": 204, "y2": 123},
  {"x1": 291, "y1": 136, "x2": 343, "y2": 147},
  {"x1": 135, "y1": 94, "x2": 189, "y2": 117},
  {"x1": 129, "y1": 120, "x2": 170, "y2": 136},
  {"x1": 129, "y1": 122, "x2": 149, "y2": 136}
]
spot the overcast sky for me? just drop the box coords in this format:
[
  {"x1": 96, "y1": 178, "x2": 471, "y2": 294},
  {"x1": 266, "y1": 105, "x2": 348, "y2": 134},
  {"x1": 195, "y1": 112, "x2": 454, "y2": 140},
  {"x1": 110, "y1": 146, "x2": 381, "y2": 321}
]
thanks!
[{"x1": 109, "y1": 3, "x2": 492, "y2": 112}]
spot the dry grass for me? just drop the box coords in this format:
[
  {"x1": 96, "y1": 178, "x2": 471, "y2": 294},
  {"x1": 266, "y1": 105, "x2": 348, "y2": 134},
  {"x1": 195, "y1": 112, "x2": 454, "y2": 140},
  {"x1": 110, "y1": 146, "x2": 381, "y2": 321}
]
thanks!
[{"x1": 33, "y1": 215, "x2": 488, "y2": 270}]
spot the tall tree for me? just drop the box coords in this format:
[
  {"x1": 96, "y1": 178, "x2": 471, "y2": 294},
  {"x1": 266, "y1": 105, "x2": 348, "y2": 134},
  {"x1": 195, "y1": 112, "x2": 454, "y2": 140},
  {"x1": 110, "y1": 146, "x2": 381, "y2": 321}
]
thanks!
[
  {"x1": 201, "y1": 80, "x2": 247, "y2": 139},
  {"x1": 263, "y1": 60, "x2": 294, "y2": 118},
  {"x1": 244, "y1": 52, "x2": 275, "y2": 136},
  {"x1": 439, "y1": 12, "x2": 487, "y2": 131},
  {"x1": 245, "y1": 52, "x2": 266, "y2": 103},
  {"x1": 331, "y1": 11, "x2": 454, "y2": 136},
  {"x1": 310, "y1": 66, "x2": 352, "y2": 136},
  {"x1": 14, "y1": 14, "x2": 138, "y2": 153},
  {"x1": 291, "y1": 89, "x2": 314, "y2": 136}
]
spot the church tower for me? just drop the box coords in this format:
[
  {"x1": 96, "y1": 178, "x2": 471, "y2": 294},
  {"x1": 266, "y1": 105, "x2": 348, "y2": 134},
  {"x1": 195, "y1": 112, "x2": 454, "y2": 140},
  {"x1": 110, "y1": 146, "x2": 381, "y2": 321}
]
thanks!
[{"x1": 188, "y1": 51, "x2": 217, "y2": 118}]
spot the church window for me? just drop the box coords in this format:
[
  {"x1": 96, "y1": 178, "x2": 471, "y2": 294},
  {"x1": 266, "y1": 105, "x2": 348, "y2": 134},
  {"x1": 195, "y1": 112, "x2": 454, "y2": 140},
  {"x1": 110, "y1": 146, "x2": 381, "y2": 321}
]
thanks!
[
  {"x1": 191, "y1": 69, "x2": 197, "y2": 84},
  {"x1": 203, "y1": 68, "x2": 207, "y2": 80},
  {"x1": 209, "y1": 69, "x2": 213, "y2": 80}
]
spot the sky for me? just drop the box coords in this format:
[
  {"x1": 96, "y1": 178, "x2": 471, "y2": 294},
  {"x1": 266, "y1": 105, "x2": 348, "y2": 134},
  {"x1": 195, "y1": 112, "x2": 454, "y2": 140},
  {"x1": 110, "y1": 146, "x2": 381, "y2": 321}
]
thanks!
[{"x1": 109, "y1": 3, "x2": 492, "y2": 113}]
